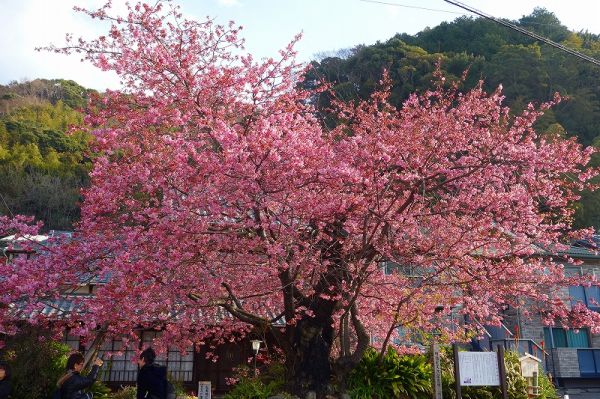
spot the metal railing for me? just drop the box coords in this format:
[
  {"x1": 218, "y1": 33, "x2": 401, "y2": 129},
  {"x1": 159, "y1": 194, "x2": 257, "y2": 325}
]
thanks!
[{"x1": 490, "y1": 339, "x2": 549, "y2": 370}]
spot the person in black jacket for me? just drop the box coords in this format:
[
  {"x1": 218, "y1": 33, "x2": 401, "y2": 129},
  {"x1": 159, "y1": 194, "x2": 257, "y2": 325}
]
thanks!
[
  {"x1": 57, "y1": 352, "x2": 103, "y2": 399},
  {"x1": 137, "y1": 348, "x2": 168, "y2": 399},
  {"x1": 0, "y1": 362, "x2": 11, "y2": 399}
]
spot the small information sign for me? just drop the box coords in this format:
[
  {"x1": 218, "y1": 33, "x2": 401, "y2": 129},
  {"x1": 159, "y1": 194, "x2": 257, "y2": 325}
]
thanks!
[
  {"x1": 518, "y1": 354, "x2": 541, "y2": 378},
  {"x1": 198, "y1": 381, "x2": 211, "y2": 399},
  {"x1": 458, "y1": 352, "x2": 500, "y2": 386}
]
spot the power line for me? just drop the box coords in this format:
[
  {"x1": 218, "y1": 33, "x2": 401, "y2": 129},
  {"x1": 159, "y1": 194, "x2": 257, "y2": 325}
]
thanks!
[
  {"x1": 442, "y1": 0, "x2": 600, "y2": 68},
  {"x1": 361, "y1": 0, "x2": 584, "y2": 28},
  {"x1": 359, "y1": 0, "x2": 465, "y2": 15}
]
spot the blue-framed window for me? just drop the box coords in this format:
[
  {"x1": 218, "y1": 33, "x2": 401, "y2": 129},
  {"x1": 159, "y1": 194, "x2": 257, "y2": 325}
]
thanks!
[
  {"x1": 578, "y1": 349, "x2": 600, "y2": 377},
  {"x1": 382, "y1": 261, "x2": 419, "y2": 277},
  {"x1": 543, "y1": 327, "x2": 590, "y2": 348},
  {"x1": 484, "y1": 324, "x2": 511, "y2": 340},
  {"x1": 569, "y1": 286, "x2": 600, "y2": 311}
]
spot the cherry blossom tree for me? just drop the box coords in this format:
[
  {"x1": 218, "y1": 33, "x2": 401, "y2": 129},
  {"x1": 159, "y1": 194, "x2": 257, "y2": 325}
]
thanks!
[{"x1": 2, "y1": 1, "x2": 600, "y2": 397}]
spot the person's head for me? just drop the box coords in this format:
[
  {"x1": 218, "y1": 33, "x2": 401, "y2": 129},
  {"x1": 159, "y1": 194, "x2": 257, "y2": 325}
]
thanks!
[
  {"x1": 138, "y1": 347, "x2": 156, "y2": 367},
  {"x1": 0, "y1": 362, "x2": 9, "y2": 381},
  {"x1": 66, "y1": 352, "x2": 85, "y2": 372}
]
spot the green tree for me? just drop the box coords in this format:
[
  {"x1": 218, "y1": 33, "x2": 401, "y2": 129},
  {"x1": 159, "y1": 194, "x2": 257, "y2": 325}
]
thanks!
[
  {"x1": 484, "y1": 44, "x2": 548, "y2": 103},
  {"x1": 1, "y1": 327, "x2": 71, "y2": 399},
  {"x1": 518, "y1": 8, "x2": 570, "y2": 42},
  {"x1": 308, "y1": 8, "x2": 600, "y2": 229},
  {"x1": 0, "y1": 97, "x2": 92, "y2": 230}
]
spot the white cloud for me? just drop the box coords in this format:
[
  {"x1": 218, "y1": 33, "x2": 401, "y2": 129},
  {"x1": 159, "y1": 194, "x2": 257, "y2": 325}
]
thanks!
[{"x1": 0, "y1": 0, "x2": 120, "y2": 90}]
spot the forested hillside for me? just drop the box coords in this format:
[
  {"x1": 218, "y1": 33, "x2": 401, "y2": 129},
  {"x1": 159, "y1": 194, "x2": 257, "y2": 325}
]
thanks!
[
  {"x1": 307, "y1": 8, "x2": 600, "y2": 228},
  {"x1": 0, "y1": 79, "x2": 93, "y2": 230},
  {"x1": 2, "y1": 9, "x2": 600, "y2": 230}
]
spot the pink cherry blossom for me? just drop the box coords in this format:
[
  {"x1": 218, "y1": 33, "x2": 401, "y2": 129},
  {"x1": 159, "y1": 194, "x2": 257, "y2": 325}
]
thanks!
[{"x1": 2, "y1": 1, "x2": 599, "y2": 396}]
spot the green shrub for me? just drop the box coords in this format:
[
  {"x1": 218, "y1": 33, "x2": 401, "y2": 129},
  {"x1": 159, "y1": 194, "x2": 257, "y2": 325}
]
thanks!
[
  {"x1": 346, "y1": 345, "x2": 557, "y2": 399},
  {"x1": 0, "y1": 327, "x2": 115, "y2": 399},
  {"x1": 347, "y1": 347, "x2": 432, "y2": 399},
  {"x1": 503, "y1": 351, "x2": 528, "y2": 399},
  {"x1": 1, "y1": 328, "x2": 70, "y2": 399},
  {"x1": 223, "y1": 363, "x2": 287, "y2": 399},
  {"x1": 223, "y1": 377, "x2": 275, "y2": 399},
  {"x1": 89, "y1": 380, "x2": 112, "y2": 399},
  {"x1": 440, "y1": 348, "x2": 557, "y2": 399},
  {"x1": 169, "y1": 376, "x2": 191, "y2": 396},
  {"x1": 110, "y1": 385, "x2": 137, "y2": 399},
  {"x1": 537, "y1": 360, "x2": 559, "y2": 399},
  {"x1": 537, "y1": 368, "x2": 559, "y2": 399}
]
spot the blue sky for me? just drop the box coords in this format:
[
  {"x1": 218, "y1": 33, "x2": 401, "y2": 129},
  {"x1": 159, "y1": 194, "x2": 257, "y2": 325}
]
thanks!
[{"x1": 1, "y1": 0, "x2": 599, "y2": 90}]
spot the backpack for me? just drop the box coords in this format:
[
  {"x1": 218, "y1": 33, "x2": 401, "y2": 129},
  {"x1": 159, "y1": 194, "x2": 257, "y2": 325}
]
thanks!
[{"x1": 146, "y1": 379, "x2": 175, "y2": 399}]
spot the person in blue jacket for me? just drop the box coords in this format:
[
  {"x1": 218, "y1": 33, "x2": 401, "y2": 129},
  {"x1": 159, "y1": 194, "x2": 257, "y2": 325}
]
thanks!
[
  {"x1": 57, "y1": 352, "x2": 103, "y2": 399},
  {"x1": 0, "y1": 362, "x2": 11, "y2": 399},
  {"x1": 137, "y1": 347, "x2": 169, "y2": 399}
]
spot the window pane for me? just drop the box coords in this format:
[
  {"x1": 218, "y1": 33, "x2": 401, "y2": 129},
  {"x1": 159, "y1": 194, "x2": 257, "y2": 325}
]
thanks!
[
  {"x1": 98, "y1": 338, "x2": 138, "y2": 382},
  {"x1": 552, "y1": 328, "x2": 568, "y2": 347},
  {"x1": 166, "y1": 346, "x2": 194, "y2": 382},
  {"x1": 594, "y1": 350, "x2": 600, "y2": 374},
  {"x1": 579, "y1": 350, "x2": 596, "y2": 375},
  {"x1": 565, "y1": 267, "x2": 582, "y2": 277},
  {"x1": 485, "y1": 325, "x2": 507, "y2": 340},
  {"x1": 543, "y1": 328, "x2": 553, "y2": 349},
  {"x1": 567, "y1": 330, "x2": 590, "y2": 348},
  {"x1": 570, "y1": 286, "x2": 586, "y2": 306},
  {"x1": 585, "y1": 286, "x2": 600, "y2": 309}
]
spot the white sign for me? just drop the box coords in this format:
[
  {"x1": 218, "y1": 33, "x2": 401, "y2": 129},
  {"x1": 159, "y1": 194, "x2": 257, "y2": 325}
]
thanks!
[
  {"x1": 198, "y1": 381, "x2": 211, "y2": 399},
  {"x1": 458, "y1": 352, "x2": 500, "y2": 386},
  {"x1": 432, "y1": 343, "x2": 443, "y2": 399},
  {"x1": 519, "y1": 354, "x2": 541, "y2": 378},
  {"x1": 521, "y1": 361, "x2": 538, "y2": 378}
]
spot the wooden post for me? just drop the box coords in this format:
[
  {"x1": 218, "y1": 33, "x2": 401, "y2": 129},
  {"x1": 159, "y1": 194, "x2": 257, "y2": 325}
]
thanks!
[
  {"x1": 432, "y1": 342, "x2": 443, "y2": 399},
  {"x1": 453, "y1": 343, "x2": 462, "y2": 399},
  {"x1": 83, "y1": 323, "x2": 108, "y2": 371},
  {"x1": 497, "y1": 345, "x2": 509, "y2": 399}
]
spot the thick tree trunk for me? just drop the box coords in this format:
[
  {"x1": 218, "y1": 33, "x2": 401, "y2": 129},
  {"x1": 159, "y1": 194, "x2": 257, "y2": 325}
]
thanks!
[
  {"x1": 282, "y1": 316, "x2": 368, "y2": 398},
  {"x1": 286, "y1": 304, "x2": 335, "y2": 398}
]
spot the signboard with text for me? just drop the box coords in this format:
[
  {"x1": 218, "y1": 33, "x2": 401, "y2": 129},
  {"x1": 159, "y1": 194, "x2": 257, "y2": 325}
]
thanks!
[
  {"x1": 519, "y1": 354, "x2": 541, "y2": 378},
  {"x1": 458, "y1": 352, "x2": 500, "y2": 386},
  {"x1": 198, "y1": 381, "x2": 211, "y2": 399}
]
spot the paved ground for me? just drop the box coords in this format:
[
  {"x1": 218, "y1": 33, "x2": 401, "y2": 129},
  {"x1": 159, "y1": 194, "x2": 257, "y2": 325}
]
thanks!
[{"x1": 558, "y1": 387, "x2": 600, "y2": 399}]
